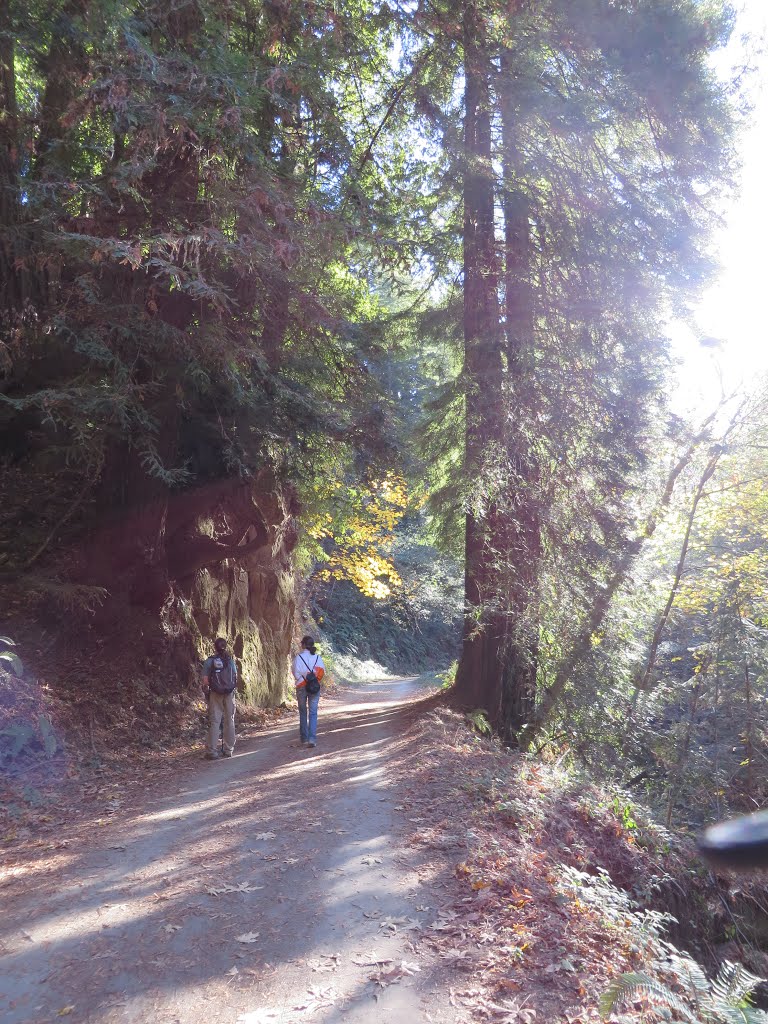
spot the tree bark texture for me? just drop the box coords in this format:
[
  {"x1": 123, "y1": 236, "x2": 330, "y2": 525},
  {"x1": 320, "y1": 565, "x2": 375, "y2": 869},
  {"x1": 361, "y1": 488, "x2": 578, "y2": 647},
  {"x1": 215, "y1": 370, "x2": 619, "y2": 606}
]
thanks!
[
  {"x1": 34, "y1": 0, "x2": 90, "y2": 181},
  {"x1": 453, "y1": 2, "x2": 505, "y2": 716},
  {"x1": 0, "y1": 0, "x2": 21, "y2": 320},
  {"x1": 496, "y1": 47, "x2": 540, "y2": 741},
  {"x1": 453, "y1": 20, "x2": 540, "y2": 744}
]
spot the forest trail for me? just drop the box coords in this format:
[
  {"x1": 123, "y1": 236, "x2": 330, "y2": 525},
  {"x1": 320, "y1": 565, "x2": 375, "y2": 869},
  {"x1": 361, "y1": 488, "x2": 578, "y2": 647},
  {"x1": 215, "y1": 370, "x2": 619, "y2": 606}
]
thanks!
[{"x1": 1, "y1": 680, "x2": 473, "y2": 1024}]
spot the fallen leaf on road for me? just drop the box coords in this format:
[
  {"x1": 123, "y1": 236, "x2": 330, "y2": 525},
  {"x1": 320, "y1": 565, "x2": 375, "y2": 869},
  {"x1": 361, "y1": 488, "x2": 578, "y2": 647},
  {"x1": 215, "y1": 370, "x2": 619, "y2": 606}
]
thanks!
[
  {"x1": 496, "y1": 978, "x2": 523, "y2": 993},
  {"x1": 164, "y1": 924, "x2": 181, "y2": 933},
  {"x1": 57, "y1": 1008, "x2": 75, "y2": 1017},
  {"x1": 225, "y1": 966, "x2": 239, "y2": 977},
  {"x1": 352, "y1": 955, "x2": 394, "y2": 967},
  {"x1": 235, "y1": 932, "x2": 260, "y2": 943},
  {"x1": 207, "y1": 882, "x2": 263, "y2": 895},
  {"x1": 361, "y1": 856, "x2": 382, "y2": 865},
  {"x1": 308, "y1": 953, "x2": 339, "y2": 972},
  {"x1": 292, "y1": 985, "x2": 336, "y2": 1014},
  {"x1": 369, "y1": 960, "x2": 421, "y2": 988},
  {"x1": 439, "y1": 949, "x2": 473, "y2": 965},
  {"x1": 254, "y1": 832, "x2": 276, "y2": 841},
  {"x1": 378, "y1": 916, "x2": 414, "y2": 933},
  {"x1": 237, "y1": 1011, "x2": 280, "y2": 1024}
]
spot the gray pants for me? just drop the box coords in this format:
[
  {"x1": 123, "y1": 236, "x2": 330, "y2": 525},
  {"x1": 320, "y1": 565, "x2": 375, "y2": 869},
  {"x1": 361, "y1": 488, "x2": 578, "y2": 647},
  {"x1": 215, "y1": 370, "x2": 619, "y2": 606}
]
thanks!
[{"x1": 207, "y1": 692, "x2": 235, "y2": 756}]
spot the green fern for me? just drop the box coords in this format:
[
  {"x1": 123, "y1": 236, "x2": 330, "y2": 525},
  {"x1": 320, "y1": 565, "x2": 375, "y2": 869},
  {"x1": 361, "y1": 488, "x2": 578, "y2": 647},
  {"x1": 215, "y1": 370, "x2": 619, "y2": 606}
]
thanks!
[
  {"x1": 711, "y1": 961, "x2": 766, "y2": 1011},
  {"x1": 600, "y1": 971, "x2": 698, "y2": 1021},
  {"x1": 0, "y1": 636, "x2": 23, "y2": 677},
  {"x1": 601, "y1": 960, "x2": 768, "y2": 1023},
  {"x1": 467, "y1": 708, "x2": 492, "y2": 736}
]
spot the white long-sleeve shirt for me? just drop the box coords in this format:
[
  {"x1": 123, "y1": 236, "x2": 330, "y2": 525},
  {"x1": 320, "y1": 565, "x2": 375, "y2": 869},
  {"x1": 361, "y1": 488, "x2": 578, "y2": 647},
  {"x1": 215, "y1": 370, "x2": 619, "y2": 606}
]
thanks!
[{"x1": 293, "y1": 651, "x2": 325, "y2": 688}]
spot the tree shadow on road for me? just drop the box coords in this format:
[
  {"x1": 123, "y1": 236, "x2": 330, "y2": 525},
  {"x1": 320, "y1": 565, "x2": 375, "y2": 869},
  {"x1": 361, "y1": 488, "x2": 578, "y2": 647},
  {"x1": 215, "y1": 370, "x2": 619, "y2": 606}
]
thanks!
[{"x1": 1, "y1": 681, "x2": 476, "y2": 1024}]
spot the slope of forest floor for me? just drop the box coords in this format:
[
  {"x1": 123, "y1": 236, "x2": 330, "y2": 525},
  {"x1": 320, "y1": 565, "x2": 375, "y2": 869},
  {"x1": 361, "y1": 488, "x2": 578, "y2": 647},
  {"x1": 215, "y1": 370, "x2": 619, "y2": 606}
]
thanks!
[{"x1": 0, "y1": 678, "x2": 760, "y2": 1023}]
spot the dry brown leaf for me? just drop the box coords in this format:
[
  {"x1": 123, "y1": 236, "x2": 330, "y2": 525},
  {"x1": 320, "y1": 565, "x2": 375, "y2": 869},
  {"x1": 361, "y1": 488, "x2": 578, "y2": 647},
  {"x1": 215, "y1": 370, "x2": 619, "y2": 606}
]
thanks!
[
  {"x1": 377, "y1": 915, "x2": 414, "y2": 933},
  {"x1": 292, "y1": 985, "x2": 336, "y2": 1014},
  {"x1": 369, "y1": 959, "x2": 421, "y2": 988},
  {"x1": 207, "y1": 881, "x2": 263, "y2": 896}
]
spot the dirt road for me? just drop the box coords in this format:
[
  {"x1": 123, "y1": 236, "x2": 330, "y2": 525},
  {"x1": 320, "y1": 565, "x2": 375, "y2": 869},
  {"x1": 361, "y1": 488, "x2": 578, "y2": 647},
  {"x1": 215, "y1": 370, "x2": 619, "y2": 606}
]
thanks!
[{"x1": 1, "y1": 680, "x2": 470, "y2": 1024}]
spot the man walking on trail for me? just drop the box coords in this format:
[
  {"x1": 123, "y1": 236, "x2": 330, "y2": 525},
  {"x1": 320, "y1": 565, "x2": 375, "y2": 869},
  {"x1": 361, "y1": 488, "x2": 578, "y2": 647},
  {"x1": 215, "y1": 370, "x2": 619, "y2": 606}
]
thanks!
[{"x1": 201, "y1": 637, "x2": 237, "y2": 760}]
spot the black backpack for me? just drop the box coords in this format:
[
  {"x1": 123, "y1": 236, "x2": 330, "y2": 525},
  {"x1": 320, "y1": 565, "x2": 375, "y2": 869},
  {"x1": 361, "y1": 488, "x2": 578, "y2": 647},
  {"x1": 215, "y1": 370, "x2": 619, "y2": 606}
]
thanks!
[
  {"x1": 208, "y1": 654, "x2": 237, "y2": 695},
  {"x1": 301, "y1": 654, "x2": 321, "y2": 695}
]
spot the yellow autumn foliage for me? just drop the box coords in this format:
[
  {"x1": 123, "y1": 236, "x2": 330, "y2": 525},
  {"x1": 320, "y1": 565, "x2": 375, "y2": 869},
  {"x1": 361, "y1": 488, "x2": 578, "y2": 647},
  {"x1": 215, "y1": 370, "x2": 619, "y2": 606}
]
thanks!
[{"x1": 307, "y1": 475, "x2": 408, "y2": 600}]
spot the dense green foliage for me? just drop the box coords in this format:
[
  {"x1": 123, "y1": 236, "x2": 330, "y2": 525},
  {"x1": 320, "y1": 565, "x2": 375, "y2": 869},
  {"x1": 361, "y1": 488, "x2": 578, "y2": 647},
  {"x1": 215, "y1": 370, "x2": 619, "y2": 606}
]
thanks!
[
  {"x1": 0, "y1": 0, "x2": 407, "y2": 635},
  {"x1": 312, "y1": 526, "x2": 462, "y2": 677},
  {"x1": 330, "y1": 0, "x2": 741, "y2": 743}
]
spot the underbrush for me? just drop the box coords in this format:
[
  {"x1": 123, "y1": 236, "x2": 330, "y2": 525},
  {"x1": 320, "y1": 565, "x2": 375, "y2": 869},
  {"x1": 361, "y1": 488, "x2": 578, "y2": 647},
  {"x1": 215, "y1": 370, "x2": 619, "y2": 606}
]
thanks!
[{"x1": 391, "y1": 704, "x2": 768, "y2": 1022}]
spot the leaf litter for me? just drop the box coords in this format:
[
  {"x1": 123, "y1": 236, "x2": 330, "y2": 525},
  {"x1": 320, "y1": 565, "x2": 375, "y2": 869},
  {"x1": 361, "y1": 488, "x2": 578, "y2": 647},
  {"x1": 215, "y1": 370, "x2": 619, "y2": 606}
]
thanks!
[{"x1": 389, "y1": 704, "x2": 687, "y2": 1022}]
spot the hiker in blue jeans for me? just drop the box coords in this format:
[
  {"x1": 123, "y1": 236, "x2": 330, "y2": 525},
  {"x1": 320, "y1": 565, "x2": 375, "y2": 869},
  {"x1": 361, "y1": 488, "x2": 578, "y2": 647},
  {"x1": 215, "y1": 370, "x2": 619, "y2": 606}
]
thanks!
[{"x1": 292, "y1": 635, "x2": 325, "y2": 749}]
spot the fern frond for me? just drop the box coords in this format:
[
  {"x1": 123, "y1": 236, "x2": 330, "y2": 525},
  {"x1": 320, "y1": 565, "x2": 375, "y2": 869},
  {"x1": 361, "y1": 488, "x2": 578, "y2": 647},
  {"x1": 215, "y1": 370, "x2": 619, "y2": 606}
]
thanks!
[
  {"x1": 715, "y1": 1008, "x2": 768, "y2": 1024},
  {"x1": 467, "y1": 708, "x2": 492, "y2": 735},
  {"x1": 666, "y1": 953, "x2": 711, "y2": 1006},
  {"x1": 599, "y1": 972, "x2": 699, "y2": 1022},
  {"x1": 710, "y1": 962, "x2": 766, "y2": 1010}
]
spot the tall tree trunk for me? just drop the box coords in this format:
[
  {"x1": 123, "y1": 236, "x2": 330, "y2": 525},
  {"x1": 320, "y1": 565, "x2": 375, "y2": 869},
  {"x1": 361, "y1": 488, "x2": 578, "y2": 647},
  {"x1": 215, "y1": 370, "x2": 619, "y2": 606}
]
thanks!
[
  {"x1": 453, "y1": 25, "x2": 540, "y2": 746},
  {"x1": 452, "y1": 1, "x2": 505, "y2": 715},
  {"x1": 34, "y1": 0, "x2": 90, "y2": 181},
  {"x1": 495, "y1": 47, "x2": 540, "y2": 741},
  {"x1": 0, "y1": 0, "x2": 23, "y2": 320},
  {"x1": 453, "y1": 15, "x2": 540, "y2": 745}
]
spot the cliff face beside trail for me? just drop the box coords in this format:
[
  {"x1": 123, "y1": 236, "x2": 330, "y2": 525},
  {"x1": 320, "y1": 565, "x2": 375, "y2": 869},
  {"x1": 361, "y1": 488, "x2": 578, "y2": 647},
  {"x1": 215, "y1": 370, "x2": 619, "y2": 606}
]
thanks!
[
  {"x1": 185, "y1": 482, "x2": 299, "y2": 704},
  {"x1": 1, "y1": 469, "x2": 300, "y2": 728},
  {"x1": 85, "y1": 471, "x2": 300, "y2": 706}
]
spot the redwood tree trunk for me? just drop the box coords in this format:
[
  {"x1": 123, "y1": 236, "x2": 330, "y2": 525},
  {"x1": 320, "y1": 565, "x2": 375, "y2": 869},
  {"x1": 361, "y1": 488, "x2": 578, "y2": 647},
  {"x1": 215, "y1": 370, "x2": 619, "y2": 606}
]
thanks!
[
  {"x1": 453, "y1": 21, "x2": 540, "y2": 744},
  {"x1": 453, "y1": 2, "x2": 505, "y2": 716},
  {"x1": 495, "y1": 48, "x2": 540, "y2": 741},
  {"x1": 0, "y1": 0, "x2": 26, "y2": 320}
]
